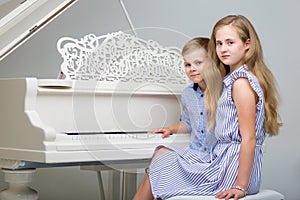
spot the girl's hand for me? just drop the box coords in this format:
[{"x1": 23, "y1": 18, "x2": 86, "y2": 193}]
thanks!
[
  {"x1": 215, "y1": 188, "x2": 246, "y2": 200},
  {"x1": 148, "y1": 128, "x2": 173, "y2": 138}
]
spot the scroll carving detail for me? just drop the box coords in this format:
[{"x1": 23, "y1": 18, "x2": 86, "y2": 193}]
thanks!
[{"x1": 57, "y1": 31, "x2": 188, "y2": 85}]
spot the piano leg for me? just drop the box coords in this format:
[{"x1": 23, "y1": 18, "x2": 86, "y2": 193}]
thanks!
[
  {"x1": 96, "y1": 170, "x2": 105, "y2": 200},
  {"x1": 103, "y1": 169, "x2": 137, "y2": 200},
  {"x1": 0, "y1": 169, "x2": 38, "y2": 200},
  {"x1": 87, "y1": 168, "x2": 136, "y2": 200},
  {"x1": 81, "y1": 165, "x2": 141, "y2": 200},
  {"x1": 122, "y1": 170, "x2": 137, "y2": 200},
  {"x1": 107, "y1": 170, "x2": 123, "y2": 200}
]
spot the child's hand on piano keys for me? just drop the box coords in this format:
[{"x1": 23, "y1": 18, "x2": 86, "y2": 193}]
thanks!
[{"x1": 148, "y1": 128, "x2": 173, "y2": 138}]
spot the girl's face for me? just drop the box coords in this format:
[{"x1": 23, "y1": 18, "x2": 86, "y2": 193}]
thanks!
[
  {"x1": 183, "y1": 48, "x2": 207, "y2": 90},
  {"x1": 215, "y1": 25, "x2": 250, "y2": 71}
]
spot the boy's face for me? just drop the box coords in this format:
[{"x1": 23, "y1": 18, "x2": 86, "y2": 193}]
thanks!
[{"x1": 183, "y1": 48, "x2": 207, "y2": 86}]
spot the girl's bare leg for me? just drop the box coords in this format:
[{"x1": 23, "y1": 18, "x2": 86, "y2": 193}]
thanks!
[
  {"x1": 133, "y1": 147, "x2": 171, "y2": 200},
  {"x1": 133, "y1": 172, "x2": 153, "y2": 200}
]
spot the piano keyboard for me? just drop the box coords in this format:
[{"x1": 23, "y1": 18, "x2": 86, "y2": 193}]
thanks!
[{"x1": 56, "y1": 131, "x2": 188, "y2": 151}]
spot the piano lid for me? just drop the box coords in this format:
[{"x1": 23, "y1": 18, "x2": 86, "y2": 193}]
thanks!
[{"x1": 0, "y1": 0, "x2": 77, "y2": 61}]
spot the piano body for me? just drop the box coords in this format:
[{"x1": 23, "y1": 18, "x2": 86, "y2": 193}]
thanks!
[
  {"x1": 0, "y1": 76, "x2": 189, "y2": 163},
  {"x1": 0, "y1": 1, "x2": 190, "y2": 199}
]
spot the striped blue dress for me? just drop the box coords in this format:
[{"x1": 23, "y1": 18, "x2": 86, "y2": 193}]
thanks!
[{"x1": 149, "y1": 65, "x2": 266, "y2": 199}]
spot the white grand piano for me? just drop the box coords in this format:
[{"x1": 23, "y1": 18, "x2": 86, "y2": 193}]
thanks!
[{"x1": 0, "y1": 0, "x2": 190, "y2": 199}]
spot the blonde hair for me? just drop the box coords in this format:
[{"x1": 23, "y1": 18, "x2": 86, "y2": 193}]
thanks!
[
  {"x1": 182, "y1": 37, "x2": 223, "y2": 131},
  {"x1": 182, "y1": 37, "x2": 209, "y2": 56},
  {"x1": 208, "y1": 15, "x2": 282, "y2": 136},
  {"x1": 202, "y1": 59, "x2": 223, "y2": 130}
]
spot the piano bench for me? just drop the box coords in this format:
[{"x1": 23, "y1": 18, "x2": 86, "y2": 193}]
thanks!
[{"x1": 165, "y1": 189, "x2": 284, "y2": 200}]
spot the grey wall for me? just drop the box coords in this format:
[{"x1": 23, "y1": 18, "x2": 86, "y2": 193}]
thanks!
[{"x1": 0, "y1": 0, "x2": 299, "y2": 199}]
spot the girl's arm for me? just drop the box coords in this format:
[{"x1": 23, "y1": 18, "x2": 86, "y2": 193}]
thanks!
[
  {"x1": 216, "y1": 78, "x2": 257, "y2": 200},
  {"x1": 234, "y1": 78, "x2": 257, "y2": 190}
]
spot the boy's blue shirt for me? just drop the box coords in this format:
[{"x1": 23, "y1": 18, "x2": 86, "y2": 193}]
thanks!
[{"x1": 180, "y1": 83, "x2": 217, "y2": 152}]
